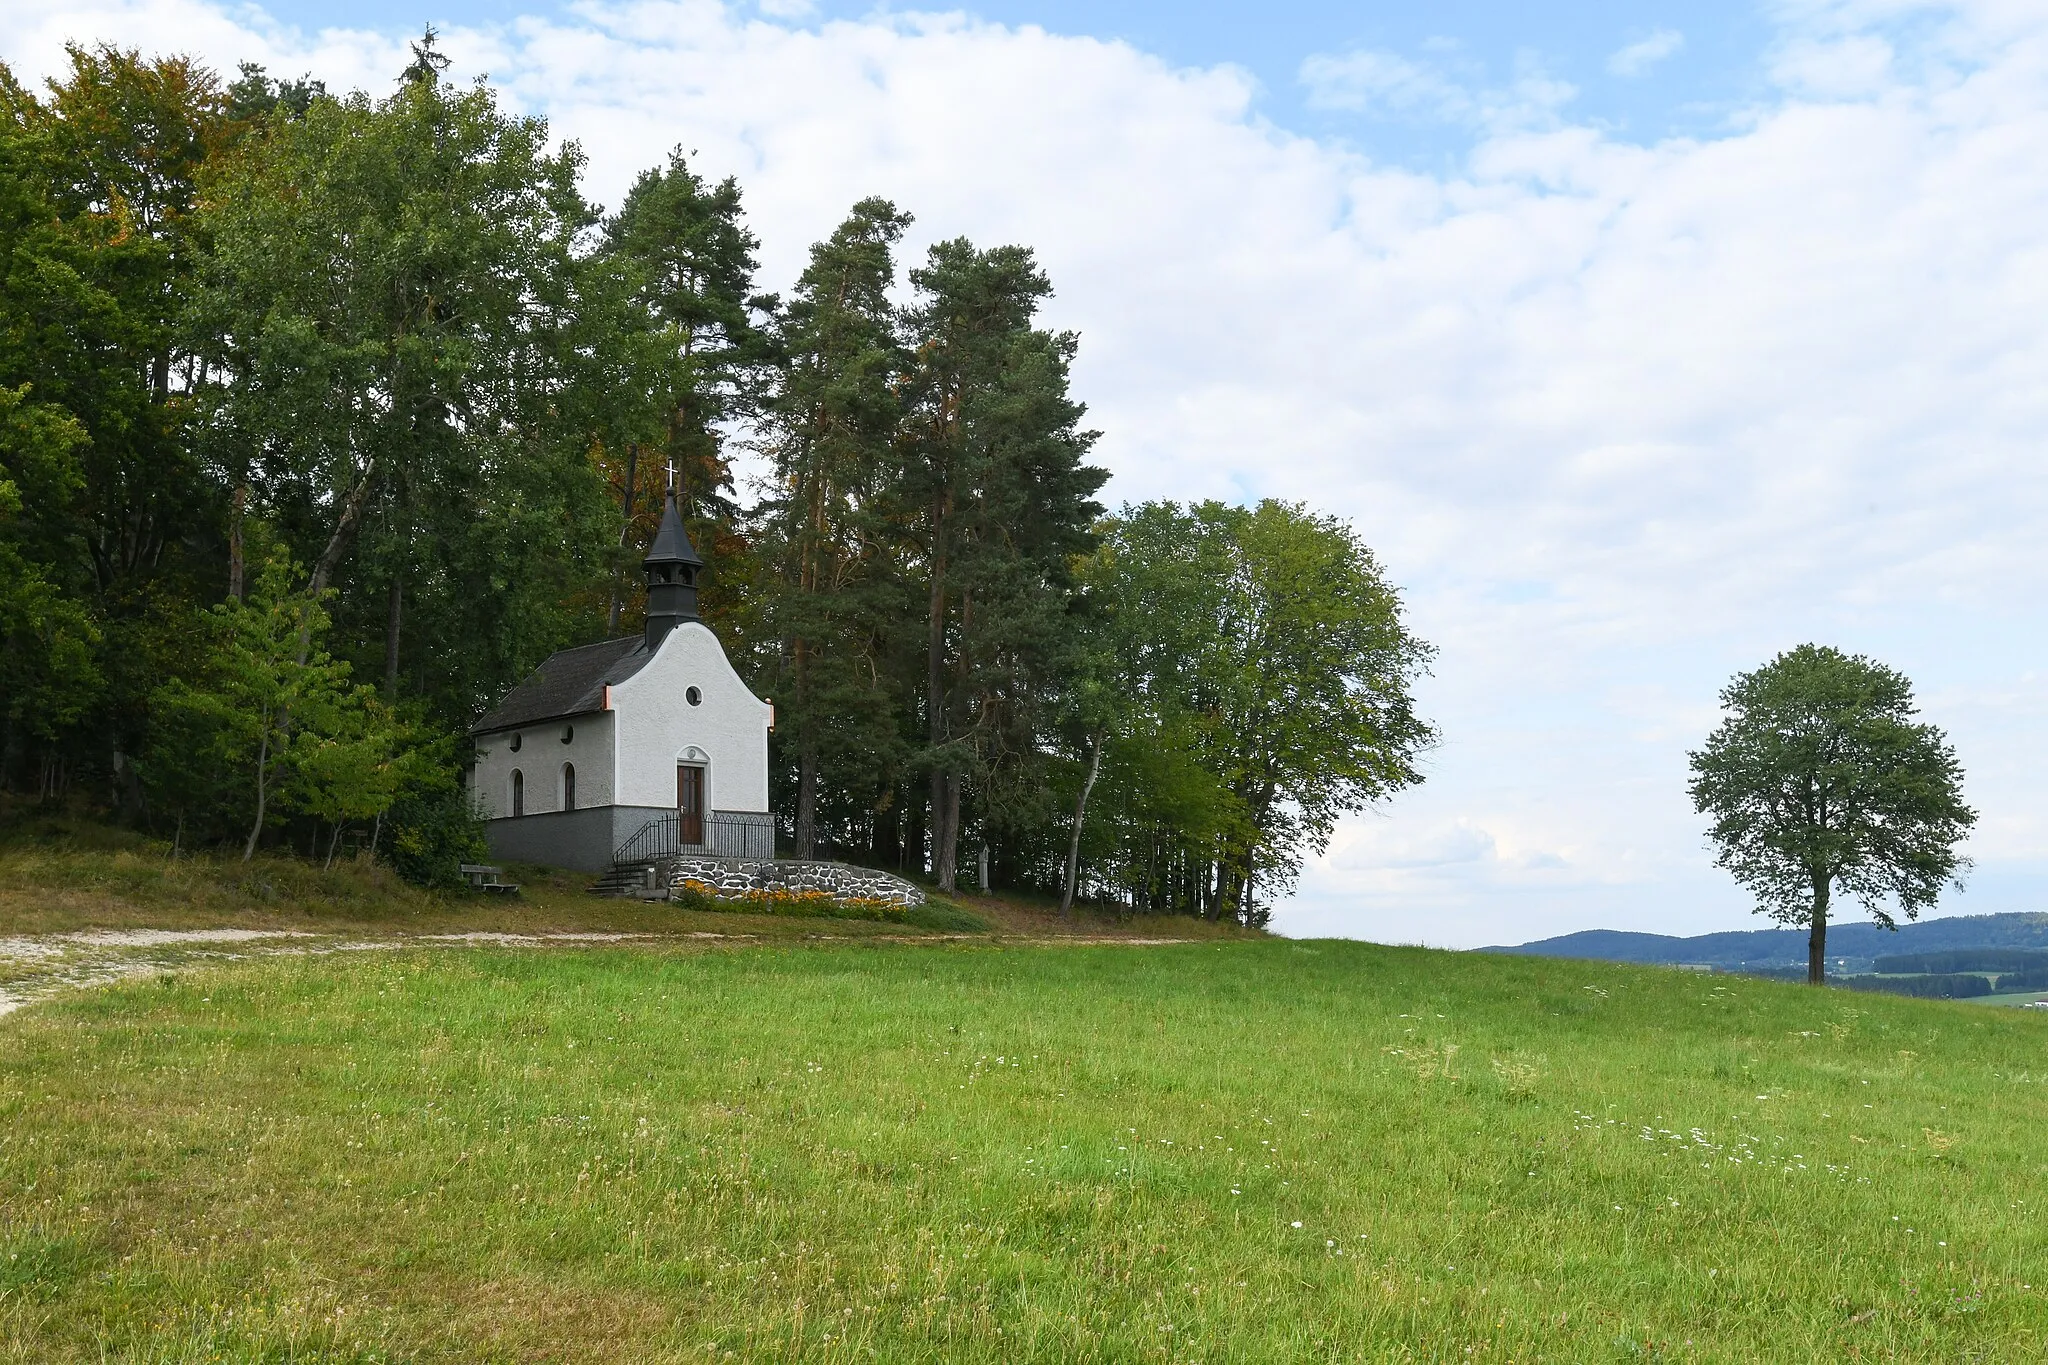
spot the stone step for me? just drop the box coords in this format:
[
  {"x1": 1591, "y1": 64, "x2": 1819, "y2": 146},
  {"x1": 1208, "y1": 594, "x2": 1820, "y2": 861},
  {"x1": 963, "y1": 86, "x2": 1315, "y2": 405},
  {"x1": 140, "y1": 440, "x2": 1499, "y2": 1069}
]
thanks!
[{"x1": 589, "y1": 861, "x2": 667, "y2": 899}]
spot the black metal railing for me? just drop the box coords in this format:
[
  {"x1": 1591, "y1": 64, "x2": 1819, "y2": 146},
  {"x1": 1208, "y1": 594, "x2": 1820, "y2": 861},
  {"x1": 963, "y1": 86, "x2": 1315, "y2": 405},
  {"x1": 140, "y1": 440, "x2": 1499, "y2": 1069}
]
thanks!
[
  {"x1": 613, "y1": 811, "x2": 775, "y2": 864},
  {"x1": 704, "y1": 812, "x2": 775, "y2": 859},
  {"x1": 614, "y1": 814, "x2": 678, "y2": 865}
]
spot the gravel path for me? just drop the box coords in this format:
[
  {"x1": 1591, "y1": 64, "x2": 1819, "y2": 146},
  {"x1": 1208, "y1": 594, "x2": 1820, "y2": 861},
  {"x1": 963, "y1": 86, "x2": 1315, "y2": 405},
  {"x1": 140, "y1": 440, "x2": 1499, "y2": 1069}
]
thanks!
[
  {"x1": 0, "y1": 926, "x2": 1189, "y2": 1016},
  {"x1": 0, "y1": 929, "x2": 407, "y2": 1016}
]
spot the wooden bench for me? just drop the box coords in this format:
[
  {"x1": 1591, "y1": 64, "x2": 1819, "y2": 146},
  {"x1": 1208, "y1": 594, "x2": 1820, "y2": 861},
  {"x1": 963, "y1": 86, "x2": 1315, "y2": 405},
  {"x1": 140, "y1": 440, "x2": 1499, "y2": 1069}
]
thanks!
[{"x1": 459, "y1": 863, "x2": 521, "y2": 895}]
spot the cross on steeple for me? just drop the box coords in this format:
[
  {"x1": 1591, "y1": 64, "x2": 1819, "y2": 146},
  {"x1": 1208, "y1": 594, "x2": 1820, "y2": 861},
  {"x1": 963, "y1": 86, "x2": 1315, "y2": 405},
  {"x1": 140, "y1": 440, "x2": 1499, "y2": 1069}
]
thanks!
[{"x1": 666, "y1": 456, "x2": 676, "y2": 496}]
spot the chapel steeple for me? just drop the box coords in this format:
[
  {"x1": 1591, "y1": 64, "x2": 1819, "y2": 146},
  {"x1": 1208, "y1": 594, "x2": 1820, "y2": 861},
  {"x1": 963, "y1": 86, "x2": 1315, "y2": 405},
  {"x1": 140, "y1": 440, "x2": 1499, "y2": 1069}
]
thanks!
[{"x1": 642, "y1": 465, "x2": 704, "y2": 650}]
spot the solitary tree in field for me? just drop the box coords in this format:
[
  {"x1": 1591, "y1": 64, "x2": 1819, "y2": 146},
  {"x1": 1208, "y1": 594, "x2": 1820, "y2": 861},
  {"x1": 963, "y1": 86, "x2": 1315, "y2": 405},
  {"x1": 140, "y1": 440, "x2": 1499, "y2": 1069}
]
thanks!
[{"x1": 1688, "y1": 645, "x2": 1974, "y2": 984}]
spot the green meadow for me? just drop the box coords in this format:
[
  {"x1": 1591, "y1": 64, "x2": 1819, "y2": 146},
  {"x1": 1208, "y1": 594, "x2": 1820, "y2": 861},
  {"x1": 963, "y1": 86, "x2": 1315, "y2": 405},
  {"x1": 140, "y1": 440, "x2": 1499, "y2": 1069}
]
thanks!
[{"x1": 2, "y1": 938, "x2": 2044, "y2": 1362}]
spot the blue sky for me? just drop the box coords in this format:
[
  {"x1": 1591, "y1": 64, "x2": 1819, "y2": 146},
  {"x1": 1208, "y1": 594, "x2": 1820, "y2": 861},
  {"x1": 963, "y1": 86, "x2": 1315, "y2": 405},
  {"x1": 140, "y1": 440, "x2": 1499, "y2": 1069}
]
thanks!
[
  {"x1": 246, "y1": 0, "x2": 1774, "y2": 164},
  {"x1": 6, "y1": 0, "x2": 2045, "y2": 948}
]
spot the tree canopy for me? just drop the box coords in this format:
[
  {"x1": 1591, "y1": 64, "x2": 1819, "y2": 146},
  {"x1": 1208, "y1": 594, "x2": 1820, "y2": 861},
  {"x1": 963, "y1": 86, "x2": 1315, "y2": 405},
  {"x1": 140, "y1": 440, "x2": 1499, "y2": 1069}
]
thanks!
[
  {"x1": 1688, "y1": 644, "x2": 1975, "y2": 983},
  {"x1": 1065, "y1": 500, "x2": 1436, "y2": 923},
  {"x1": 0, "y1": 37, "x2": 1435, "y2": 911}
]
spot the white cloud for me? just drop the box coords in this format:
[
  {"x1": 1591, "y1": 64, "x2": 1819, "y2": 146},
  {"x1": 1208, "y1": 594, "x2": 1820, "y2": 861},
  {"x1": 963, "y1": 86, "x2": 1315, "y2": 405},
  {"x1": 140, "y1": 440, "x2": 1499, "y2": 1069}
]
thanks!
[
  {"x1": 1330, "y1": 819, "x2": 1500, "y2": 871},
  {"x1": 1607, "y1": 29, "x2": 1685, "y2": 78},
  {"x1": 1298, "y1": 46, "x2": 1577, "y2": 130},
  {"x1": 5, "y1": 0, "x2": 2048, "y2": 947},
  {"x1": 1300, "y1": 48, "x2": 1471, "y2": 118}
]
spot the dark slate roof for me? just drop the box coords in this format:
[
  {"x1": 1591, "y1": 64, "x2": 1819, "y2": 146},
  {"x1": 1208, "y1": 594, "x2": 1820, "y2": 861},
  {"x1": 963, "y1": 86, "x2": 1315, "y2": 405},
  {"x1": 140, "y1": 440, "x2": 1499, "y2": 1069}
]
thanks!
[
  {"x1": 644, "y1": 493, "x2": 703, "y2": 566},
  {"x1": 473, "y1": 636, "x2": 653, "y2": 733}
]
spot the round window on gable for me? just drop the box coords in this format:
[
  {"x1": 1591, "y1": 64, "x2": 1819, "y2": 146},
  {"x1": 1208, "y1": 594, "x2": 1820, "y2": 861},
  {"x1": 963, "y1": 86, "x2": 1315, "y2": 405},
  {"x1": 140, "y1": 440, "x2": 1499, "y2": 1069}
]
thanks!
[
  {"x1": 509, "y1": 733, "x2": 522, "y2": 753},
  {"x1": 686, "y1": 686, "x2": 702, "y2": 707},
  {"x1": 561, "y1": 724, "x2": 574, "y2": 744}
]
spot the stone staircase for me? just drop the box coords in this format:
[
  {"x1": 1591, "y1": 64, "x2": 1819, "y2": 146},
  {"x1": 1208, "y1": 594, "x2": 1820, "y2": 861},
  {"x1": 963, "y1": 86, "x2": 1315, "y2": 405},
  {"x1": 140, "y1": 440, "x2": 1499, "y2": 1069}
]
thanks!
[{"x1": 589, "y1": 860, "x2": 671, "y2": 900}]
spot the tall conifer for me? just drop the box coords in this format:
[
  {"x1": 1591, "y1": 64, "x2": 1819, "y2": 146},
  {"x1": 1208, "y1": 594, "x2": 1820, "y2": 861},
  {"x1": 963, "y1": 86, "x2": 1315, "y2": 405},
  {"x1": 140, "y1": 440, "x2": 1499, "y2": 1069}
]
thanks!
[
  {"x1": 901, "y1": 239, "x2": 1105, "y2": 891},
  {"x1": 760, "y1": 199, "x2": 914, "y2": 859},
  {"x1": 603, "y1": 150, "x2": 775, "y2": 632}
]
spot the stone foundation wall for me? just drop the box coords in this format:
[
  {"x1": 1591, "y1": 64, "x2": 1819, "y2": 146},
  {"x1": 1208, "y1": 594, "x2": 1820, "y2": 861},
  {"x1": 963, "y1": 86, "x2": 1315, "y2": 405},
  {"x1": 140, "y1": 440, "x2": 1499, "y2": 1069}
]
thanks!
[{"x1": 668, "y1": 856, "x2": 926, "y2": 908}]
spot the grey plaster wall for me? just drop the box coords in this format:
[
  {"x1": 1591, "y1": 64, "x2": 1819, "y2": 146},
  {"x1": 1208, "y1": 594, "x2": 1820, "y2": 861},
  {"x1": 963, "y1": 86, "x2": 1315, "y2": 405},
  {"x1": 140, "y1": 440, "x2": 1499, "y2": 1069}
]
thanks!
[{"x1": 486, "y1": 805, "x2": 671, "y2": 873}]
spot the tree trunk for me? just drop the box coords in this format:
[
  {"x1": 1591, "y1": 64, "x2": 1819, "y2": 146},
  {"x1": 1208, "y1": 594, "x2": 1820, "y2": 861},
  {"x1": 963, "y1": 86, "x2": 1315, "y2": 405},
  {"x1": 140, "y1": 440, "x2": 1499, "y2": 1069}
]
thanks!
[
  {"x1": 903, "y1": 787, "x2": 924, "y2": 875},
  {"x1": 1059, "y1": 737, "x2": 1103, "y2": 918},
  {"x1": 608, "y1": 443, "x2": 639, "y2": 634},
  {"x1": 932, "y1": 774, "x2": 959, "y2": 892},
  {"x1": 326, "y1": 821, "x2": 344, "y2": 870},
  {"x1": 1218, "y1": 862, "x2": 1245, "y2": 924},
  {"x1": 795, "y1": 744, "x2": 819, "y2": 860},
  {"x1": 309, "y1": 463, "x2": 377, "y2": 598},
  {"x1": 242, "y1": 721, "x2": 270, "y2": 863},
  {"x1": 927, "y1": 552, "x2": 955, "y2": 891},
  {"x1": 383, "y1": 568, "x2": 403, "y2": 698},
  {"x1": 228, "y1": 484, "x2": 247, "y2": 601},
  {"x1": 298, "y1": 461, "x2": 378, "y2": 664},
  {"x1": 1808, "y1": 870, "x2": 1831, "y2": 985},
  {"x1": 925, "y1": 458, "x2": 965, "y2": 892}
]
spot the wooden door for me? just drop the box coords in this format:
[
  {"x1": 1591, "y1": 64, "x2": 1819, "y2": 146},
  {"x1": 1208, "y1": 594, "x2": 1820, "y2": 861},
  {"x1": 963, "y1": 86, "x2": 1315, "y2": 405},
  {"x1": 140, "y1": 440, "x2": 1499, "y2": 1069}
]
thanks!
[{"x1": 676, "y1": 764, "x2": 705, "y2": 845}]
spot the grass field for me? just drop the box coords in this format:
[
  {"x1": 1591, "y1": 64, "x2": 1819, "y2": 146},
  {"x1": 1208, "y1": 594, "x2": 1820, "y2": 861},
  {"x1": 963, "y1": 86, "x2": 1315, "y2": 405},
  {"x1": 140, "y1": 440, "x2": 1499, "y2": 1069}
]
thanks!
[
  {"x1": 0, "y1": 838, "x2": 991, "y2": 939},
  {"x1": 0, "y1": 832, "x2": 1254, "y2": 943},
  {"x1": 2, "y1": 934, "x2": 2045, "y2": 1362}
]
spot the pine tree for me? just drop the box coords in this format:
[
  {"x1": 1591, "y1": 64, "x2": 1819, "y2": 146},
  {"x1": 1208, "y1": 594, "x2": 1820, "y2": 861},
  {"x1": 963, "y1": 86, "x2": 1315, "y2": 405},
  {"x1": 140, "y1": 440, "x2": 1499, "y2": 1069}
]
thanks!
[
  {"x1": 759, "y1": 199, "x2": 914, "y2": 858},
  {"x1": 900, "y1": 239, "x2": 1106, "y2": 891},
  {"x1": 603, "y1": 150, "x2": 776, "y2": 633}
]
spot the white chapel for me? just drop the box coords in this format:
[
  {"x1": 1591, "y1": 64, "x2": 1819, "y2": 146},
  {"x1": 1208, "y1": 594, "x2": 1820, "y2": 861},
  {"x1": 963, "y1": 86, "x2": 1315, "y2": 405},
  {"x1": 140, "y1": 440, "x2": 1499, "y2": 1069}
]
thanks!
[{"x1": 469, "y1": 486, "x2": 774, "y2": 872}]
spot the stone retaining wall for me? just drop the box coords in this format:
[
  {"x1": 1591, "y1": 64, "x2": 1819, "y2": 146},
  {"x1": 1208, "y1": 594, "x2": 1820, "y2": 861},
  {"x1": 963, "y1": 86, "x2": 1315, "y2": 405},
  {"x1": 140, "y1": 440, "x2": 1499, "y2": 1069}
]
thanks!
[{"x1": 668, "y1": 856, "x2": 926, "y2": 908}]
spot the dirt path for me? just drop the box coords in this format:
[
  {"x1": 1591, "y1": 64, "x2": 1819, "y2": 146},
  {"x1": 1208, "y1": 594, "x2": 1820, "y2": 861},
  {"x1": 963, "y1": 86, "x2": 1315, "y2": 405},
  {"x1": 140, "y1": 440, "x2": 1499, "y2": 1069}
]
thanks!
[{"x1": 0, "y1": 926, "x2": 1195, "y2": 1018}]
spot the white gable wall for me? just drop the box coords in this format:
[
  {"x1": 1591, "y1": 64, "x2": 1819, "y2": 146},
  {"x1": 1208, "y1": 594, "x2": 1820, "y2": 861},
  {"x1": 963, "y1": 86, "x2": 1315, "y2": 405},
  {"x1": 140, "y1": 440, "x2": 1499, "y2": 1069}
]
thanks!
[
  {"x1": 611, "y1": 622, "x2": 773, "y2": 812},
  {"x1": 472, "y1": 711, "x2": 618, "y2": 819}
]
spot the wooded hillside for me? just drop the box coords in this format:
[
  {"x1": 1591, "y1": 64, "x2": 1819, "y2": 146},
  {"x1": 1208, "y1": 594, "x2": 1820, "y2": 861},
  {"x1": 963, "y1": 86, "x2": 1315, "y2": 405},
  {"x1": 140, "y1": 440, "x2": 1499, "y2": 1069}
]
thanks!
[{"x1": 0, "y1": 35, "x2": 1433, "y2": 921}]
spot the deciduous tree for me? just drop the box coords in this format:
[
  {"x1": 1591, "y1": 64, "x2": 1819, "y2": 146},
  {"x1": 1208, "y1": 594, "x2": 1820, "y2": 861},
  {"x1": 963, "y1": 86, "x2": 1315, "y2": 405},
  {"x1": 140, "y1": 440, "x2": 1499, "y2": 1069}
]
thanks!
[
  {"x1": 152, "y1": 550, "x2": 358, "y2": 860},
  {"x1": 0, "y1": 49, "x2": 225, "y2": 796},
  {"x1": 1080, "y1": 501, "x2": 1433, "y2": 923},
  {"x1": 1688, "y1": 644, "x2": 1976, "y2": 984},
  {"x1": 190, "y1": 53, "x2": 616, "y2": 723}
]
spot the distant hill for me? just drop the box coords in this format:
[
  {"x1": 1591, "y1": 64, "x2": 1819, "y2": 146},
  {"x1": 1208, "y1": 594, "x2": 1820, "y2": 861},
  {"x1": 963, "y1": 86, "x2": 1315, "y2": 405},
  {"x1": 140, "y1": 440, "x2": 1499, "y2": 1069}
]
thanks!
[{"x1": 1480, "y1": 912, "x2": 2048, "y2": 974}]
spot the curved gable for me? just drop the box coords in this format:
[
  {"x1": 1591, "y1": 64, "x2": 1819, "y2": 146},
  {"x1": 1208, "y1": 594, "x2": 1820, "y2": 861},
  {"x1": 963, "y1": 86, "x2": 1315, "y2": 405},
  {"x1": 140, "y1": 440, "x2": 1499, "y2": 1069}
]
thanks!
[
  {"x1": 612, "y1": 622, "x2": 765, "y2": 711},
  {"x1": 608, "y1": 622, "x2": 773, "y2": 813}
]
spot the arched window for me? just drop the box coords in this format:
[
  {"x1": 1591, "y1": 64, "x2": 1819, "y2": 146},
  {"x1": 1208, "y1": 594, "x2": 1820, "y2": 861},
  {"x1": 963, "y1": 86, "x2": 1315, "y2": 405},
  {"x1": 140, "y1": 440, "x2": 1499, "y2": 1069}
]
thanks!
[
  {"x1": 563, "y1": 763, "x2": 576, "y2": 812},
  {"x1": 511, "y1": 769, "x2": 524, "y2": 818}
]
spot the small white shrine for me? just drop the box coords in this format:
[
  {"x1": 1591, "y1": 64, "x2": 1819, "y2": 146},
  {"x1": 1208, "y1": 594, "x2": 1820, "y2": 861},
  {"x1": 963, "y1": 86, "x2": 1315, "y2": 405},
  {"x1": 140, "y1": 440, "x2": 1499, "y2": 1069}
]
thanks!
[{"x1": 470, "y1": 486, "x2": 774, "y2": 872}]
